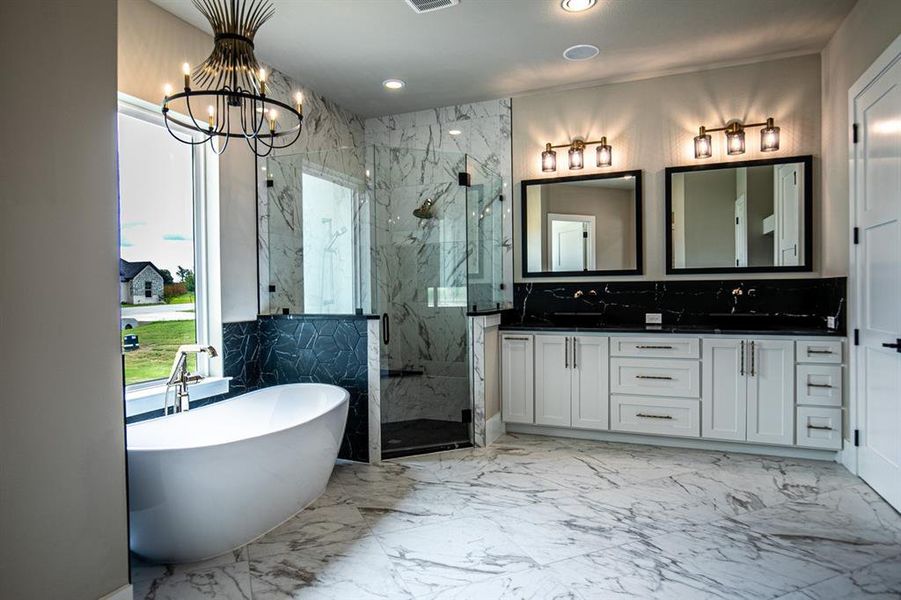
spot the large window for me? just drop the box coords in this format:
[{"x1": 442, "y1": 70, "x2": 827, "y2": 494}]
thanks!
[{"x1": 117, "y1": 98, "x2": 216, "y2": 390}]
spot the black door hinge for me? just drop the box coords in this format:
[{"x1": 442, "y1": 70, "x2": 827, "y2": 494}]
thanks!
[
  {"x1": 852, "y1": 123, "x2": 859, "y2": 144},
  {"x1": 458, "y1": 172, "x2": 472, "y2": 187},
  {"x1": 853, "y1": 227, "x2": 860, "y2": 245},
  {"x1": 266, "y1": 179, "x2": 274, "y2": 188},
  {"x1": 499, "y1": 283, "x2": 506, "y2": 290},
  {"x1": 498, "y1": 194, "x2": 504, "y2": 202},
  {"x1": 854, "y1": 328, "x2": 860, "y2": 346},
  {"x1": 461, "y1": 408, "x2": 472, "y2": 424},
  {"x1": 854, "y1": 429, "x2": 860, "y2": 447},
  {"x1": 582, "y1": 231, "x2": 588, "y2": 238}
]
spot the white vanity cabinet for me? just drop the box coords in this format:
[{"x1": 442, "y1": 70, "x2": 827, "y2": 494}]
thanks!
[
  {"x1": 500, "y1": 329, "x2": 844, "y2": 455},
  {"x1": 534, "y1": 335, "x2": 610, "y2": 429},
  {"x1": 500, "y1": 334, "x2": 534, "y2": 424},
  {"x1": 702, "y1": 338, "x2": 794, "y2": 445}
]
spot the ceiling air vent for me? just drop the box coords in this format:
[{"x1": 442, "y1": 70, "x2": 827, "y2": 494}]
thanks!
[{"x1": 405, "y1": 0, "x2": 459, "y2": 14}]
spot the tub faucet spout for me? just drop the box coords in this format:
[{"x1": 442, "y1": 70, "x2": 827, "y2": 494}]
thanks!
[{"x1": 164, "y1": 344, "x2": 218, "y2": 415}]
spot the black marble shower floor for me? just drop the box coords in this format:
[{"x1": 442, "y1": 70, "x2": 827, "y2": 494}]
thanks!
[{"x1": 381, "y1": 419, "x2": 471, "y2": 459}]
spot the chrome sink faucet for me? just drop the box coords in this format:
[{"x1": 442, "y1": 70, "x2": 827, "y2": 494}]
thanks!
[{"x1": 164, "y1": 344, "x2": 218, "y2": 415}]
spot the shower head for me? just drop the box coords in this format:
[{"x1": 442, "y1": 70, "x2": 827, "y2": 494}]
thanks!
[{"x1": 413, "y1": 198, "x2": 436, "y2": 219}]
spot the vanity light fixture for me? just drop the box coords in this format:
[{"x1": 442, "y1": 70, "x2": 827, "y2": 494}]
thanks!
[
  {"x1": 568, "y1": 140, "x2": 585, "y2": 170},
  {"x1": 542, "y1": 143, "x2": 557, "y2": 172},
  {"x1": 541, "y1": 137, "x2": 614, "y2": 172},
  {"x1": 160, "y1": 0, "x2": 303, "y2": 158},
  {"x1": 693, "y1": 117, "x2": 780, "y2": 159}
]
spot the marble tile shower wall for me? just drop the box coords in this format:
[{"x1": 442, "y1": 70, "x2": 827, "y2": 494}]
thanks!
[
  {"x1": 365, "y1": 98, "x2": 514, "y2": 306},
  {"x1": 220, "y1": 317, "x2": 371, "y2": 462},
  {"x1": 510, "y1": 278, "x2": 847, "y2": 332},
  {"x1": 364, "y1": 100, "x2": 512, "y2": 424},
  {"x1": 258, "y1": 68, "x2": 367, "y2": 315}
]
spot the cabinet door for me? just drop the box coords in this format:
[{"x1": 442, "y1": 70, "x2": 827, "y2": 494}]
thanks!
[
  {"x1": 571, "y1": 336, "x2": 609, "y2": 430},
  {"x1": 501, "y1": 334, "x2": 534, "y2": 424},
  {"x1": 534, "y1": 335, "x2": 572, "y2": 427},
  {"x1": 702, "y1": 338, "x2": 747, "y2": 441},
  {"x1": 747, "y1": 339, "x2": 795, "y2": 445}
]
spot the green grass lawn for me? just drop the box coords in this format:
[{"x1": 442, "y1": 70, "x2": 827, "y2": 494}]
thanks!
[
  {"x1": 165, "y1": 292, "x2": 195, "y2": 305},
  {"x1": 123, "y1": 320, "x2": 197, "y2": 386}
]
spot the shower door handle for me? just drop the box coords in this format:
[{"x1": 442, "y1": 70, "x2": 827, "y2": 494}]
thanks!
[{"x1": 382, "y1": 313, "x2": 390, "y2": 345}]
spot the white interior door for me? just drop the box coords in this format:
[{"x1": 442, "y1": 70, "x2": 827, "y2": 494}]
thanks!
[
  {"x1": 774, "y1": 164, "x2": 802, "y2": 266},
  {"x1": 735, "y1": 194, "x2": 748, "y2": 267},
  {"x1": 853, "y1": 41, "x2": 901, "y2": 511},
  {"x1": 534, "y1": 335, "x2": 572, "y2": 427},
  {"x1": 548, "y1": 213, "x2": 595, "y2": 272}
]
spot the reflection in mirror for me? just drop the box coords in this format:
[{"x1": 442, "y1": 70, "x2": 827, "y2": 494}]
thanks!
[
  {"x1": 666, "y1": 156, "x2": 812, "y2": 273},
  {"x1": 522, "y1": 171, "x2": 642, "y2": 276}
]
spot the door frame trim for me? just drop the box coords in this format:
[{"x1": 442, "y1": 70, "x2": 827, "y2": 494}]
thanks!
[{"x1": 846, "y1": 33, "x2": 901, "y2": 476}]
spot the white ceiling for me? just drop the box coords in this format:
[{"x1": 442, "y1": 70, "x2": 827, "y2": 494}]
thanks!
[{"x1": 151, "y1": 0, "x2": 856, "y2": 118}]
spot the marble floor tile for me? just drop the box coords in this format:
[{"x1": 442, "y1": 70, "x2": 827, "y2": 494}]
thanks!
[
  {"x1": 129, "y1": 432, "x2": 901, "y2": 600},
  {"x1": 549, "y1": 521, "x2": 841, "y2": 600},
  {"x1": 248, "y1": 537, "x2": 410, "y2": 600},
  {"x1": 134, "y1": 561, "x2": 252, "y2": 600},
  {"x1": 773, "y1": 553, "x2": 901, "y2": 600},
  {"x1": 733, "y1": 484, "x2": 901, "y2": 572},
  {"x1": 247, "y1": 491, "x2": 371, "y2": 559},
  {"x1": 425, "y1": 566, "x2": 579, "y2": 600},
  {"x1": 376, "y1": 516, "x2": 538, "y2": 597}
]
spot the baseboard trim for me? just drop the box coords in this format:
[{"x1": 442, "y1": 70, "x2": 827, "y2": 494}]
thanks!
[
  {"x1": 838, "y1": 441, "x2": 858, "y2": 474},
  {"x1": 99, "y1": 583, "x2": 133, "y2": 600},
  {"x1": 505, "y1": 423, "x2": 841, "y2": 462},
  {"x1": 486, "y1": 413, "x2": 505, "y2": 446}
]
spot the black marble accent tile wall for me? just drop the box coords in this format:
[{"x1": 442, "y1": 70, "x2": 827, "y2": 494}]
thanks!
[
  {"x1": 509, "y1": 277, "x2": 846, "y2": 333},
  {"x1": 256, "y1": 316, "x2": 370, "y2": 462}
]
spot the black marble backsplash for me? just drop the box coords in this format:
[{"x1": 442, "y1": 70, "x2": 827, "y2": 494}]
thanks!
[{"x1": 509, "y1": 278, "x2": 846, "y2": 333}]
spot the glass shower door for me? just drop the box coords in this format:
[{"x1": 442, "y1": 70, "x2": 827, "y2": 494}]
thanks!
[
  {"x1": 372, "y1": 146, "x2": 473, "y2": 458},
  {"x1": 466, "y1": 156, "x2": 505, "y2": 312}
]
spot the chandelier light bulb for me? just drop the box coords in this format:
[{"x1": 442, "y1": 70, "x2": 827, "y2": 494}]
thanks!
[
  {"x1": 268, "y1": 109, "x2": 278, "y2": 132},
  {"x1": 163, "y1": 83, "x2": 173, "y2": 97},
  {"x1": 182, "y1": 62, "x2": 191, "y2": 88},
  {"x1": 294, "y1": 92, "x2": 303, "y2": 113}
]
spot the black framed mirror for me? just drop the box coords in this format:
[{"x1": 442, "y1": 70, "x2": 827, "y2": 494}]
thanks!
[
  {"x1": 521, "y1": 170, "x2": 643, "y2": 278},
  {"x1": 665, "y1": 155, "x2": 813, "y2": 274}
]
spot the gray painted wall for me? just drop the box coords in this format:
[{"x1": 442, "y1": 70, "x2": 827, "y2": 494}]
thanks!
[{"x1": 0, "y1": 1, "x2": 130, "y2": 598}]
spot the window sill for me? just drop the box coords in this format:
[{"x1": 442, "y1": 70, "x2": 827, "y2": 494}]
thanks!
[{"x1": 125, "y1": 377, "x2": 231, "y2": 418}]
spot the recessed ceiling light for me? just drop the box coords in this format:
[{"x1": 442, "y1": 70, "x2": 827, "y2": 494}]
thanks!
[
  {"x1": 383, "y1": 79, "x2": 405, "y2": 90},
  {"x1": 449, "y1": 129, "x2": 462, "y2": 136},
  {"x1": 563, "y1": 44, "x2": 600, "y2": 61},
  {"x1": 561, "y1": 0, "x2": 597, "y2": 12}
]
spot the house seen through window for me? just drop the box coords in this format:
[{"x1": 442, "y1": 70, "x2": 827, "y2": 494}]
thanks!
[{"x1": 118, "y1": 110, "x2": 198, "y2": 386}]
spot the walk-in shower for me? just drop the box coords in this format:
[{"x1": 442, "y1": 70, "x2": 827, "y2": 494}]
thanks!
[{"x1": 260, "y1": 144, "x2": 504, "y2": 458}]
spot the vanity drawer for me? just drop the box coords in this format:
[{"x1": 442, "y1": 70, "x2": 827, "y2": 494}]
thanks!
[
  {"x1": 796, "y1": 406, "x2": 843, "y2": 450},
  {"x1": 610, "y1": 395, "x2": 700, "y2": 437},
  {"x1": 797, "y1": 340, "x2": 843, "y2": 364},
  {"x1": 796, "y1": 365, "x2": 842, "y2": 407},
  {"x1": 610, "y1": 358, "x2": 700, "y2": 398},
  {"x1": 610, "y1": 337, "x2": 700, "y2": 359}
]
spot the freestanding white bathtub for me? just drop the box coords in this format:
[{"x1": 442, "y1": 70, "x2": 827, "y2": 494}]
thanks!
[{"x1": 127, "y1": 383, "x2": 349, "y2": 563}]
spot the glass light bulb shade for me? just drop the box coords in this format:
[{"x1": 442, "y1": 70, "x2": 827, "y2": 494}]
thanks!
[
  {"x1": 694, "y1": 134, "x2": 712, "y2": 159},
  {"x1": 596, "y1": 144, "x2": 612, "y2": 167},
  {"x1": 568, "y1": 147, "x2": 584, "y2": 170},
  {"x1": 760, "y1": 125, "x2": 780, "y2": 152},
  {"x1": 726, "y1": 129, "x2": 746, "y2": 155},
  {"x1": 542, "y1": 149, "x2": 557, "y2": 172}
]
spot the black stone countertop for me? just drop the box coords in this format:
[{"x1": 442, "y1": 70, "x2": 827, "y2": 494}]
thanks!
[
  {"x1": 258, "y1": 313, "x2": 381, "y2": 320},
  {"x1": 499, "y1": 322, "x2": 844, "y2": 337}
]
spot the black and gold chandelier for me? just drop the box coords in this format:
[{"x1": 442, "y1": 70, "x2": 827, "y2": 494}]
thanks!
[{"x1": 161, "y1": 0, "x2": 303, "y2": 157}]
